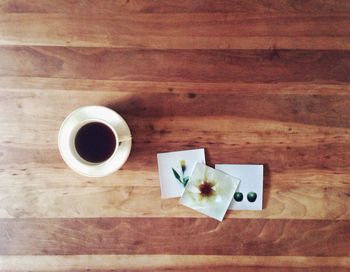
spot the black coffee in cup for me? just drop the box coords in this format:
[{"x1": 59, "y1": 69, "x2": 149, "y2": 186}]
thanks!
[{"x1": 74, "y1": 122, "x2": 116, "y2": 163}]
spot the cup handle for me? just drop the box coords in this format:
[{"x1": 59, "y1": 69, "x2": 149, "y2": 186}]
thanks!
[{"x1": 118, "y1": 135, "x2": 132, "y2": 143}]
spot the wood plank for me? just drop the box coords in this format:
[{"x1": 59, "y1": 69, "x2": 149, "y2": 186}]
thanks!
[
  {"x1": 1, "y1": 88, "x2": 349, "y2": 131},
  {"x1": 1, "y1": 88, "x2": 350, "y2": 142},
  {"x1": 0, "y1": 218, "x2": 348, "y2": 256},
  {"x1": 1, "y1": 47, "x2": 349, "y2": 83},
  {"x1": 108, "y1": 94, "x2": 350, "y2": 128},
  {"x1": 1, "y1": 90, "x2": 350, "y2": 129},
  {"x1": 0, "y1": 165, "x2": 348, "y2": 189},
  {"x1": 1, "y1": 77, "x2": 350, "y2": 95},
  {"x1": 0, "y1": 14, "x2": 349, "y2": 49},
  {"x1": 1, "y1": 0, "x2": 350, "y2": 14},
  {"x1": 0, "y1": 255, "x2": 349, "y2": 272},
  {"x1": 1, "y1": 116, "x2": 350, "y2": 169},
  {"x1": 0, "y1": 182, "x2": 348, "y2": 219}
]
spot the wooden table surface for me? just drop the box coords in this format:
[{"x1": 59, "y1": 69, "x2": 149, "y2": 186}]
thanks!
[{"x1": 0, "y1": 0, "x2": 349, "y2": 271}]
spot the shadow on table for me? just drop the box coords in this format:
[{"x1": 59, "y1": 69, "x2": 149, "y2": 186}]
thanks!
[
  {"x1": 105, "y1": 93, "x2": 272, "y2": 209},
  {"x1": 262, "y1": 164, "x2": 271, "y2": 209},
  {"x1": 105, "y1": 92, "x2": 209, "y2": 171}
]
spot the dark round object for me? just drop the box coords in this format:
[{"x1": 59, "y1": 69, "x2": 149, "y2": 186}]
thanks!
[
  {"x1": 234, "y1": 192, "x2": 243, "y2": 202},
  {"x1": 75, "y1": 122, "x2": 116, "y2": 163},
  {"x1": 247, "y1": 192, "x2": 257, "y2": 202}
]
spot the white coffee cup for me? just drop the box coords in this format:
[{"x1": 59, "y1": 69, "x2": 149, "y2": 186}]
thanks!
[{"x1": 58, "y1": 106, "x2": 132, "y2": 177}]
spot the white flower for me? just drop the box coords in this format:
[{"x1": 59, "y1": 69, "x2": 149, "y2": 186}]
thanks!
[{"x1": 186, "y1": 178, "x2": 223, "y2": 206}]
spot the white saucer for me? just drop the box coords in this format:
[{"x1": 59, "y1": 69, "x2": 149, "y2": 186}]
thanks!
[{"x1": 58, "y1": 106, "x2": 132, "y2": 177}]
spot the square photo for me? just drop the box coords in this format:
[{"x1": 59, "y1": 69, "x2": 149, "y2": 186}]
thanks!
[
  {"x1": 180, "y1": 163, "x2": 240, "y2": 221},
  {"x1": 215, "y1": 164, "x2": 264, "y2": 210},
  {"x1": 157, "y1": 148, "x2": 205, "y2": 199}
]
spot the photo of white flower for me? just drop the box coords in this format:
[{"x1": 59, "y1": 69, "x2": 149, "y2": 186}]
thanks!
[{"x1": 180, "y1": 163, "x2": 240, "y2": 221}]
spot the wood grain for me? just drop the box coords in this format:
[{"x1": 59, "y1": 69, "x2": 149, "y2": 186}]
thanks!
[
  {"x1": 0, "y1": 0, "x2": 349, "y2": 271},
  {"x1": 1, "y1": 255, "x2": 349, "y2": 272},
  {"x1": 0, "y1": 183, "x2": 349, "y2": 220},
  {"x1": 1, "y1": 77, "x2": 350, "y2": 95},
  {"x1": 0, "y1": 14, "x2": 349, "y2": 49},
  {"x1": 0, "y1": 218, "x2": 349, "y2": 256},
  {"x1": 0, "y1": 1, "x2": 350, "y2": 49},
  {"x1": 1, "y1": 47, "x2": 350, "y2": 83},
  {"x1": 1, "y1": 0, "x2": 350, "y2": 14}
]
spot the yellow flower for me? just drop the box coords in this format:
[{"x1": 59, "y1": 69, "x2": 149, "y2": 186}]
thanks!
[
  {"x1": 180, "y1": 160, "x2": 186, "y2": 173},
  {"x1": 180, "y1": 160, "x2": 186, "y2": 167}
]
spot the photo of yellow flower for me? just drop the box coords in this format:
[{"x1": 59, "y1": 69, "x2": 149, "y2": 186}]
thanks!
[
  {"x1": 180, "y1": 163, "x2": 240, "y2": 221},
  {"x1": 157, "y1": 149, "x2": 205, "y2": 199}
]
